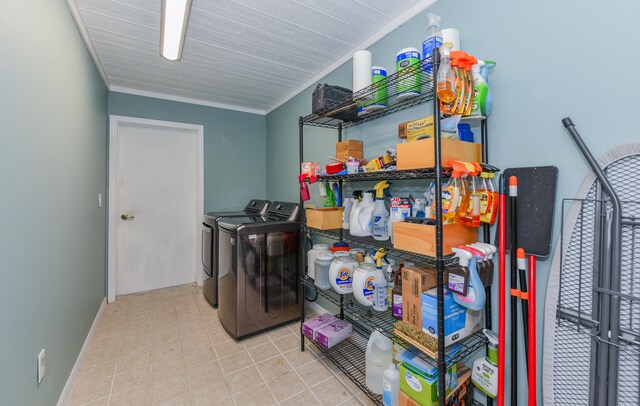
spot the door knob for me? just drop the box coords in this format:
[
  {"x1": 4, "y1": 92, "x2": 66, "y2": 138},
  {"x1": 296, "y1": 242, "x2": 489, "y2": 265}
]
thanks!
[{"x1": 121, "y1": 214, "x2": 135, "y2": 220}]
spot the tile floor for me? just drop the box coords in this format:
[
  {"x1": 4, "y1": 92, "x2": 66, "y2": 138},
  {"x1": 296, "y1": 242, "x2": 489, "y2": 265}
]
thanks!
[{"x1": 67, "y1": 284, "x2": 375, "y2": 406}]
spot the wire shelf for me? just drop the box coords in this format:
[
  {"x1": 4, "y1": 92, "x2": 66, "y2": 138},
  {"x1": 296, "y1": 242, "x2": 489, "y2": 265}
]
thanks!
[
  {"x1": 302, "y1": 226, "x2": 458, "y2": 267},
  {"x1": 309, "y1": 167, "x2": 452, "y2": 182},
  {"x1": 302, "y1": 276, "x2": 487, "y2": 368},
  {"x1": 303, "y1": 58, "x2": 436, "y2": 129}
]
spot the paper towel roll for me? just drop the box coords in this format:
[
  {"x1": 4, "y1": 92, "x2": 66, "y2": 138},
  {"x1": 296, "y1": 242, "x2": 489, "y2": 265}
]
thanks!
[
  {"x1": 442, "y1": 28, "x2": 461, "y2": 51},
  {"x1": 353, "y1": 50, "x2": 372, "y2": 99}
]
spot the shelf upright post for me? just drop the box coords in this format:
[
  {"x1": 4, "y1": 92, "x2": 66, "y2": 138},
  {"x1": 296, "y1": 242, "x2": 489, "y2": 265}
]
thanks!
[
  {"x1": 431, "y1": 47, "x2": 447, "y2": 406},
  {"x1": 337, "y1": 122, "x2": 345, "y2": 321},
  {"x1": 299, "y1": 116, "x2": 306, "y2": 352},
  {"x1": 481, "y1": 118, "x2": 494, "y2": 406}
]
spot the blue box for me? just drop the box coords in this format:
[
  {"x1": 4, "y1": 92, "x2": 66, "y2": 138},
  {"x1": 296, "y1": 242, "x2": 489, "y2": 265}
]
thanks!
[{"x1": 421, "y1": 288, "x2": 482, "y2": 346}]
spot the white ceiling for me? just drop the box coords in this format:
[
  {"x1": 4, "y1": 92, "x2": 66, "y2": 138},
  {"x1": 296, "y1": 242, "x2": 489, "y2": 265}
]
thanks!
[{"x1": 70, "y1": 0, "x2": 435, "y2": 114}]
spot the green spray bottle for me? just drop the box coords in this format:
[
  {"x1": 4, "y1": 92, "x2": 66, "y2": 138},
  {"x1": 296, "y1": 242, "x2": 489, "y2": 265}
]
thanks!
[
  {"x1": 471, "y1": 329, "x2": 499, "y2": 398},
  {"x1": 470, "y1": 60, "x2": 496, "y2": 117}
]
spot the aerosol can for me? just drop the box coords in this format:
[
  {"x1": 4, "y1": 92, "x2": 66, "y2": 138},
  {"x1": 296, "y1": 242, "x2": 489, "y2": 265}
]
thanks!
[{"x1": 472, "y1": 329, "x2": 499, "y2": 398}]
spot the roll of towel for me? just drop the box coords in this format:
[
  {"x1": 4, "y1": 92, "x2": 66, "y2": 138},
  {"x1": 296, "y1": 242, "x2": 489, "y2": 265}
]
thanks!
[{"x1": 353, "y1": 50, "x2": 372, "y2": 100}]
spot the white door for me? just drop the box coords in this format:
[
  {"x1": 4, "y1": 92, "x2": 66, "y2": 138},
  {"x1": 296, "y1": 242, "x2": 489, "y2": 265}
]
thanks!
[{"x1": 108, "y1": 116, "x2": 204, "y2": 301}]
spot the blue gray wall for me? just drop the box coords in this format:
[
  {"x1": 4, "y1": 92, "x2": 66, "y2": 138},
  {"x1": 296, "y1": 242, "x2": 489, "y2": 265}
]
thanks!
[
  {"x1": 108, "y1": 92, "x2": 267, "y2": 211},
  {"x1": 266, "y1": 0, "x2": 640, "y2": 403},
  {"x1": 0, "y1": 1, "x2": 108, "y2": 404}
]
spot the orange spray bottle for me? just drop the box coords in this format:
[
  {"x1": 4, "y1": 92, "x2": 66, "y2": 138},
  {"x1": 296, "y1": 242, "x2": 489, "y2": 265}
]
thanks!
[
  {"x1": 460, "y1": 162, "x2": 482, "y2": 227},
  {"x1": 463, "y1": 56, "x2": 477, "y2": 116},
  {"x1": 437, "y1": 43, "x2": 455, "y2": 106},
  {"x1": 479, "y1": 167, "x2": 499, "y2": 224}
]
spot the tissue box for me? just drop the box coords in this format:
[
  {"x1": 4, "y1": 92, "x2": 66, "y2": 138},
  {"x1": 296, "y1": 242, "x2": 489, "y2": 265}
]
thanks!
[
  {"x1": 315, "y1": 319, "x2": 352, "y2": 349},
  {"x1": 302, "y1": 314, "x2": 337, "y2": 341},
  {"x1": 422, "y1": 289, "x2": 482, "y2": 347}
]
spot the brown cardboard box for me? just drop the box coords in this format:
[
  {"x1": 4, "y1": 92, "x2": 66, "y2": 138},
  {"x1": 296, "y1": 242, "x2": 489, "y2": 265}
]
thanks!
[
  {"x1": 336, "y1": 140, "x2": 363, "y2": 161},
  {"x1": 402, "y1": 266, "x2": 436, "y2": 329},
  {"x1": 396, "y1": 138, "x2": 481, "y2": 170},
  {"x1": 398, "y1": 116, "x2": 434, "y2": 141},
  {"x1": 306, "y1": 208, "x2": 343, "y2": 230},
  {"x1": 399, "y1": 391, "x2": 420, "y2": 406},
  {"x1": 393, "y1": 222, "x2": 476, "y2": 257}
]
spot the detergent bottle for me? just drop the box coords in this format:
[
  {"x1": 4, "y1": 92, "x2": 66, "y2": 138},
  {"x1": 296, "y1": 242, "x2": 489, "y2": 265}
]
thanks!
[
  {"x1": 437, "y1": 43, "x2": 455, "y2": 104},
  {"x1": 472, "y1": 60, "x2": 496, "y2": 117},
  {"x1": 352, "y1": 263, "x2": 377, "y2": 306},
  {"x1": 343, "y1": 198, "x2": 354, "y2": 229},
  {"x1": 372, "y1": 248, "x2": 389, "y2": 311},
  {"x1": 472, "y1": 329, "x2": 499, "y2": 398},
  {"x1": 366, "y1": 331, "x2": 393, "y2": 394},
  {"x1": 350, "y1": 192, "x2": 375, "y2": 237},
  {"x1": 422, "y1": 13, "x2": 443, "y2": 72},
  {"x1": 451, "y1": 247, "x2": 486, "y2": 311},
  {"x1": 467, "y1": 243, "x2": 489, "y2": 288},
  {"x1": 372, "y1": 181, "x2": 390, "y2": 241}
]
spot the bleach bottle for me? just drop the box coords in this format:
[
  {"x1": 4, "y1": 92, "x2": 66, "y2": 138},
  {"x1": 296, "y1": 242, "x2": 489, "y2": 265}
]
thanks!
[
  {"x1": 350, "y1": 192, "x2": 375, "y2": 237},
  {"x1": 366, "y1": 331, "x2": 393, "y2": 395},
  {"x1": 451, "y1": 247, "x2": 486, "y2": 311}
]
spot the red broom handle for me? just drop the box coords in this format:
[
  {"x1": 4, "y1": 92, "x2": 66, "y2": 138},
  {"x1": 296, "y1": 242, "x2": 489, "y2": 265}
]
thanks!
[
  {"x1": 498, "y1": 187, "x2": 507, "y2": 406},
  {"x1": 528, "y1": 255, "x2": 537, "y2": 405}
]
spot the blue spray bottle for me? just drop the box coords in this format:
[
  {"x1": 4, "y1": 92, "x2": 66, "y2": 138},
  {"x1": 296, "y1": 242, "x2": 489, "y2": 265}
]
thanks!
[{"x1": 451, "y1": 247, "x2": 486, "y2": 311}]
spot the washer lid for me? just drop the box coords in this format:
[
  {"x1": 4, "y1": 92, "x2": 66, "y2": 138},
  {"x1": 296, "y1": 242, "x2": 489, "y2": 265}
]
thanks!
[{"x1": 218, "y1": 215, "x2": 267, "y2": 230}]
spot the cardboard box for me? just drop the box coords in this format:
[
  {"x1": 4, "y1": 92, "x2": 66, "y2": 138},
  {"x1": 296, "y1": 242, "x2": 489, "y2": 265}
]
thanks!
[
  {"x1": 306, "y1": 208, "x2": 343, "y2": 230},
  {"x1": 399, "y1": 367, "x2": 472, "y2": 406},
  {"x1": 336, "y1": 140, "x2": 363, "y2": 161},
  {"x1": 398, "y1": 116, "x2": 434, "y2": 141},
  {"x1": 393, "y1": 221, "x2": 476, "y2": 257},
  {"x1": 300, "y1": 162, "x2": 320, "y2": 177},
  {"x1": 302, "y1": 314, "x2": 337, "y2": 341},
  {"x1": 422, "y1": 289, "x2": 482, "y2": 347},
  {"x1": 314, "y1": 319, "x2": 352, "y2": 349},
  {"x1": 402, "y1": 266, "x2": 436, "y2": 329},
  {"x1": 396, "y1": 138, "x2": 481, "y2": 171}
]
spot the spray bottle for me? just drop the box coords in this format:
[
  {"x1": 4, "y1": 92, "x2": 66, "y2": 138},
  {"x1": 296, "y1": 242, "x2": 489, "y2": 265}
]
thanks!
[
  {"x1": 462, "y1": 55, "x2": 477, "y2": 116},
  {"x1": 422, "y1": 13, "x2": 443, "y2": 73},
  {"x1": 298, "y1": 174, "x2": 310, "y2": 201},
  {"x1": 372, "y1": 180, "x2": 390, "y2": 241},
  {"x1": 451, "y1": 247, "x2": 486, "y2": 311},
  {"x1": 472, "y1": 60, "x2": 496, "y2": 117},
  {"x1": 471, "y1": 329, "x2": 499, "y2": 398},
  {"x1": 478, "y1": 168, "x2": 498, "y2": 224},
  {"x1": 460, "y1": 163, "x2": 482, "y2": 227},
  {"x1": 437, "y1": 43, "x2": 455, "y2": 104},
  {"x1": 372, "y1": 248, "x2": 389, "y2": 311},
  {"x1": 434, "y1": 161, "x2": 467, "y2": 224}
]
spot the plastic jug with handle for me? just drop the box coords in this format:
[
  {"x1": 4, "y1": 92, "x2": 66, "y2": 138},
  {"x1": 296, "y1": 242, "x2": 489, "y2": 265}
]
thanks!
[
  {"x1": 366, "y1": 331, "x2": 393, "y2": 394},
  {"x1": 350, "y1": 192, "x2": 375, "y2": 237}
]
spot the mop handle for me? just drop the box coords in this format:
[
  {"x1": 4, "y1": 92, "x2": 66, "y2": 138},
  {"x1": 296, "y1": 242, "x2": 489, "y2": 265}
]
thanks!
[
  {"x1": 498, "y1": 175, "x2": 507, "y2": 406},
  {"x1": 528, "y1": 255, "x2": 537, "y2": 405}
]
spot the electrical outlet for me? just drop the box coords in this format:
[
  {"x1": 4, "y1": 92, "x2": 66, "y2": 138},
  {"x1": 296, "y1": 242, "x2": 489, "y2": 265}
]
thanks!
[
  {"x1": 98, "y1": 193, "x2": 103, "y2": 208},
  {"x1": 37, "y1": 349, "x2": 45, "y2": 383}
]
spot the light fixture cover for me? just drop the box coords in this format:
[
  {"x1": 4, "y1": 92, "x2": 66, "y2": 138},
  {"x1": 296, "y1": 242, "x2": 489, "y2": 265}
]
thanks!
[{"x1": 160, "y1": 0, "x2": 192, "y2": 60}]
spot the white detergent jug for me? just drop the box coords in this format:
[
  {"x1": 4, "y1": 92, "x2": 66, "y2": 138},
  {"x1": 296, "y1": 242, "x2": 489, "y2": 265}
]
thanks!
[
  {"x1": 366, "y1": 331, "x2": 393, "y2": 394},
  {"x1": 350, "y1": 192, "x2": 375, "y2": 237},
  {"x1": 328, "y1": 256, "x2": 358, "y2": 294},
  {"x1": 352, "y1": 263, "x2": 377, "y2": 306}
]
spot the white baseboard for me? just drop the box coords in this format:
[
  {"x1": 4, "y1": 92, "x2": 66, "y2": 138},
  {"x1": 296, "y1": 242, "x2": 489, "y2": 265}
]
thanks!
[{"x1": 57, "y1": 297, "x2": 107, "y2": 406}]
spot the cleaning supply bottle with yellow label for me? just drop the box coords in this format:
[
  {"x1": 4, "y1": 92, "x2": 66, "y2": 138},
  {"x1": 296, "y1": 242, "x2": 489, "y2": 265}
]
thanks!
[
  {"x1": 478, "y1": 169, "x2": 498, "y2": 224},
  {"x1": 449, "y1": 51, "x2": 467, "y2": 115},
  {"x1": 437, "y1": 43, "x2": 455, "y2": 104},
  {"x1": 460, "y1": 163, "x2": 482, "y2": 227},
  {"x1": 372, "y1": 181, "x2": 390, "y2": 241},
  {"x1": 463, "y1": 56, "x2": 477, "y2": 116},
  {"x1": 433, "y1": 161, "x2": 468, "y2": 224}
]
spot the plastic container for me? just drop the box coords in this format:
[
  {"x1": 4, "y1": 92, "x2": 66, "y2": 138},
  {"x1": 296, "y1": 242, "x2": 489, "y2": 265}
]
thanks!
[
  {"x1": 346, "y1": 161, "x2": 359, "y2": 174},
  {"x1": 382, "y1": 363, "x2": 399, "y2": 406},
  {"x1": 366, "y1": 331, "x2": 393, "y2": 394},
  {"x1": 330, "y1": 241, "x2": 350, "y2": 252},
  {"x1": 350, "y1": 192, "x2": 375, "y2": 237},
  {"x1": 368, "y1": 66, "x2": 388, "y2": 111},
  {"x1": 458, "y1": 123, "x2": 474, "y2": 142},
  {"x1": 352, "y1": 263, "x2": 377, "y2": 306},
  {"x1": 396, "y1": 48, "x2": 421, "y2": 101},
  {"x1": 314, "y1": 253, "x2": 334, "y2": 290},
  {"x1": 372, "y1": 266, "x2": 388, "y2": 311},
  {"x1": 329, "y1": 255, "x2": 358, "y2": 294},
  {"x1": 422, "y1": 13, "x2": 443, "y2": 73},
  {"x1": 307, "y1": 244, "x2": 330, "y2": 280}
]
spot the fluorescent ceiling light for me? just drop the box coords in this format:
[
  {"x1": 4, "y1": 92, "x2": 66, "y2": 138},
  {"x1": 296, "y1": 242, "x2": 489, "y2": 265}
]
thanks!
[{"x1": 160, "y1": 0, "x2": 192, "y2": 61}]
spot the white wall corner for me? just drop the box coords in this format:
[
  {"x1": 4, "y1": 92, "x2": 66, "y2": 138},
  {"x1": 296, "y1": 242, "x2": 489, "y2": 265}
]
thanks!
[{"x1": 65, "y1": 0, "x2": 110, "y2": 88}]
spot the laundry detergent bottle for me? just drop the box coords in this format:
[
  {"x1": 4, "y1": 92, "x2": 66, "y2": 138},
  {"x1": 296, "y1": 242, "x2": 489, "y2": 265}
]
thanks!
[
  {"x1": 372, "y1": 180, "x2": 390, "y2": 241},
  {"x1": 352, "y1": 263, "x2": 377, "y2": 306},
  {"x1": 329, "y1": 255, "x2": 358, "y2": 294},
  {"x1": 451, "y1": 247, "x2": 486, "y2": 311},
  {"x1": 350, "y1": 192, "x2": 375, "y2": 237}
]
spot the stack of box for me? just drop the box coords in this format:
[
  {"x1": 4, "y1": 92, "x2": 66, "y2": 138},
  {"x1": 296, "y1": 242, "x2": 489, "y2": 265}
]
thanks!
[{"x1": 336, "y1": 140, "x2": 363, "y2": 161}]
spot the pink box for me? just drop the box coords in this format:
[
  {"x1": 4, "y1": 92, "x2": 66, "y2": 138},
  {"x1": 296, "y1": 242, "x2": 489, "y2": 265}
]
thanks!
[
  {"x1": 302, "y1": 314, "x2": 338, "y2": 341},
  {"x1": 315, "y1": 319, "x2": 352, "y2": 349}
]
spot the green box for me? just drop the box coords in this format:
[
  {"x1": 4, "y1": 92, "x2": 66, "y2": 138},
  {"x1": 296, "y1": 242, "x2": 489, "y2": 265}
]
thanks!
[{"x1": 399, "y1": 353, "x2": 457, "y2": 406}]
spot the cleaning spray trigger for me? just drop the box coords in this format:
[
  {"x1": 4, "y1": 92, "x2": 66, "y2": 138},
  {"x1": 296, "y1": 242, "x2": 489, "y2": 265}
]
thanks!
[{"x1": 451, "y1": 246, "x2": 486, "y2": 311}]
